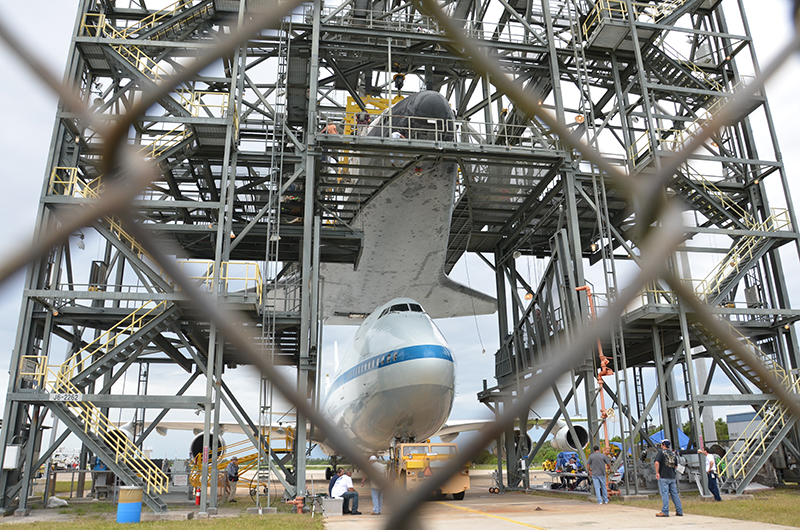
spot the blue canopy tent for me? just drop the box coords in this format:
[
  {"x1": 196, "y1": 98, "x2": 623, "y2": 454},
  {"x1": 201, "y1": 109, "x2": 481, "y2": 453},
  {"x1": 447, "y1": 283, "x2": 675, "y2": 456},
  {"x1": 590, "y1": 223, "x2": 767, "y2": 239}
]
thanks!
[
  {"x1": 649, "y1": 429, "x2": 690, "y2": 450},
  {"x1": 556, "y1": 451, "x2": 580, "y2": 470}
]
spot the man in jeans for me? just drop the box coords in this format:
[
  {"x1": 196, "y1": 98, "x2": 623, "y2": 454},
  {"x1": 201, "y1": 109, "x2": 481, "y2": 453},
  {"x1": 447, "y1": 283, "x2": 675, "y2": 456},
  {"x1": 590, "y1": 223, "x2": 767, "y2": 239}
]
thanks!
[
  {"x1": 587, "y1": 445, "x2": 611, "y2": 504},
  {"x1": 654, "y1": 440, "x2": 683, "y2": 517},
  {"x1": 699, "y1": 447, "x2": 723, "y2": 501},
  {"x1": 331, "y1": 469, "x2": 361, "y2": 515}
]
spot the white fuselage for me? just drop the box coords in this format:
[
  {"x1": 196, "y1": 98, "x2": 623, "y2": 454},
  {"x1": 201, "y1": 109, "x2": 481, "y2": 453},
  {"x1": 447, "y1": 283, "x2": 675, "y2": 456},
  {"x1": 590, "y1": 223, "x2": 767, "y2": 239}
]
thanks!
[{"x1": 320, "y1": 298, "x2": 455, "y2": 453}]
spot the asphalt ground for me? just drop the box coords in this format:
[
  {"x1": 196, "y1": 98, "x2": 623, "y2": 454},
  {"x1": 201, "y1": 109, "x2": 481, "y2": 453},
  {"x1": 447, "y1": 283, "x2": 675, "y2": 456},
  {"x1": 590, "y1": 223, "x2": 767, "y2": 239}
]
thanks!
[
  {"x1": 324, "y1": 470, "x2": 793, "y2": 530},
  {"x1": 2, "y1": 469, "x2": 790, "y2": 529}
]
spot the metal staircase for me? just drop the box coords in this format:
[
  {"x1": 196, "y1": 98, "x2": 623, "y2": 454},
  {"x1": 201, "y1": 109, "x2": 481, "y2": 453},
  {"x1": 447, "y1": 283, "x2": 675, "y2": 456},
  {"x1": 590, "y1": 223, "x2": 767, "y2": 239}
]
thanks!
[
  {"x1": 718, "y1": 394, "x2": 798, "y2": 494},
  {"x1": 669, "y1": 168, "x2": 752, "y2": 232},
  {"x1": 690, "y1": 318, "x2": 800, "y2": 493},
  {"x1": 45, "y1": 380, "x2": 169, "y2": 513},
  {"x1": 695, "y1": 211, "x2": 790, "y2": 306},
  {"x1": 20, "y1": 328, "x2": 172, "y2": 512},
  {"x1": 691, "y1": 319, "x2": 781, "y2": 391},
  {"x1": 63, "y1": 303, "x2": 181, "y2": 388},
  {"x1": 642, "y1": 42, "x2": 721, "y2": 104}
]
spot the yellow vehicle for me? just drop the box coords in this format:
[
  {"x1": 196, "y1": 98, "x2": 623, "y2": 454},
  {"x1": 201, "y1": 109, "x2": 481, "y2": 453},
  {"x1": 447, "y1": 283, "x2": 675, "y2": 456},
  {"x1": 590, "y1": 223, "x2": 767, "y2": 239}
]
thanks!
[{"x1": 391, "y1": 442, "x2": 469, "y2": 500}]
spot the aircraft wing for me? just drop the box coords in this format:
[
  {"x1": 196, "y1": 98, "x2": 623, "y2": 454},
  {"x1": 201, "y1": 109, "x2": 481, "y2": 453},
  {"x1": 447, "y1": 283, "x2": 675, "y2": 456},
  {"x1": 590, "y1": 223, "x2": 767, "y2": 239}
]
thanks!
[
  {"x1": 114, "y1": 420, "x2": 295, "y2": 438},
  {"x1": 432, "y1": 416, "x2": 588, "y2": 440}
]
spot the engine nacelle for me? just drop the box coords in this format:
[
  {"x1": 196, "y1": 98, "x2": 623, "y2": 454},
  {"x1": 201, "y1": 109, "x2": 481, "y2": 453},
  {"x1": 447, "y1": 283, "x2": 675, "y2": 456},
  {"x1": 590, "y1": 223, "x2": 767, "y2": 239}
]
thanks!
[
  {"x1": 551, "y1": 423, "x2": 589, "y2": 452},
  {"x1": 492, "y1": 430, "x2": 534, "y2": 459},
  {"x1": 189, "y1": 433, "x2": 226, "y2": 461}
]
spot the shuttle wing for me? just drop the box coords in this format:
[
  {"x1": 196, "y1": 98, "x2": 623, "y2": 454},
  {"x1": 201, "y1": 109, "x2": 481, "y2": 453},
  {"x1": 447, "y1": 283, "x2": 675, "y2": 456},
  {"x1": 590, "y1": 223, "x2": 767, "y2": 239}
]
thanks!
[
  {"x1": 321, "y1": 91, "x2": 496, "y2": 324},
  {"x1": 321, "y1": 159, "x2": 495, "y2": 324}
]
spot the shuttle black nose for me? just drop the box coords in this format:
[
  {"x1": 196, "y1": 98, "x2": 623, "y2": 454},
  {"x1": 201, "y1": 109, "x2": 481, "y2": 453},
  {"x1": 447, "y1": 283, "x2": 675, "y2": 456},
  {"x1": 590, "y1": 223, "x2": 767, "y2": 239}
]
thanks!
[{"x1": 409, "y1": 91, "x2": 455, "y2": 121}]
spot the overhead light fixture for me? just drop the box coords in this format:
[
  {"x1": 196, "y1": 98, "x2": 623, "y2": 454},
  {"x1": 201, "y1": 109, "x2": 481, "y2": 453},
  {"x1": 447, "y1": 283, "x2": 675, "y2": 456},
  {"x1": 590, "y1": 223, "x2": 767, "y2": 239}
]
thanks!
[
  {"x1": 230, "y1": 233, "x2": 236, "y2": 238},
  {"x1": 525, "y1": 293, "x2": 533, "y2": 300},
  {"x1": 590, "y1": 243, "x2": 597, "y2": 252},
  {"x1": 513, "y1": 250, "x2": 522, "y2": 259},
  {"x1": 785, "y1": 324, "x2": 790, "y2": 330},
  {"x1": 348, "y1": 313, "x2": 367, "y2": 319},
  {"x1": 753, "y1": 179, "x2": 760, "y2": 185},
  {"x1": 575, "y1": 115, "x2": 585, "y2": 123},
  {"x1": 711, "y1": 141, "x2": 718, "y2": 147},
  {"x1": 269, "y1": 234, "x2": 281, "y2": 242},
  {"x1": 52, "y1": 309, "x2": 59, "y2": 317}
]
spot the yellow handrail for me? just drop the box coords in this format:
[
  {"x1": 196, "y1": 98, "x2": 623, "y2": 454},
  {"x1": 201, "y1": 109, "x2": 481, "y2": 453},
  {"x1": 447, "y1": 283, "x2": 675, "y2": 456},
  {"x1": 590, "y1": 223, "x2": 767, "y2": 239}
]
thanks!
[
  {"x1": 188, "y1": 432, "x2": 294, "y2": 488},
  {"x1": 59, "y1": 301, "x2": 168, "y2": 381},
  {"x1": 48, "y1": 370, "x2": 169, "y2": 494},
  {"x1": 176, "y1": 260, "x2": 263, "y2": 304},
  {"x1": 720, "y1": 374, "x2": 800, "y2": 480},
  {"x1": 680, "y1": 164, "x2": 755, "y2": 228},
  {"x1": 696, "y1": 210, "x2": 791, "y2": 299},
  {"x1": 583, "y1": 0, "x2": 690, "y2": 40}
]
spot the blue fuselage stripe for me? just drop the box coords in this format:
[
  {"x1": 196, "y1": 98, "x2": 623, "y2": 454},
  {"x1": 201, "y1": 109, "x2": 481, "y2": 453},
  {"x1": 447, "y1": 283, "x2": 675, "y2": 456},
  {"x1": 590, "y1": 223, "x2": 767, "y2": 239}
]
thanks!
[{"x1": 327, "y1": 344, "x2": 453, "y2": 398}]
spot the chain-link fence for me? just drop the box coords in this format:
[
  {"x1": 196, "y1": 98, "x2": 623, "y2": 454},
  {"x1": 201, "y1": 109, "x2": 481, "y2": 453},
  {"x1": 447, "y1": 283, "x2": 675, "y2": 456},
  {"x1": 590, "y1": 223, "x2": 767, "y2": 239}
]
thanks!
[{"x1": 1, "y1": 0, "x2": 799, "y2": 527}]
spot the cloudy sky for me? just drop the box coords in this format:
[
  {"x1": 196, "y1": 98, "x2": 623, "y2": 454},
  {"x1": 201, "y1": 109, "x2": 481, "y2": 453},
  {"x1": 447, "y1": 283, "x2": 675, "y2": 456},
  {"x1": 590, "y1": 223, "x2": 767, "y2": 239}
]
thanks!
[{"x1": 0, "y1": 1, "x2": 798, "y2": 459}]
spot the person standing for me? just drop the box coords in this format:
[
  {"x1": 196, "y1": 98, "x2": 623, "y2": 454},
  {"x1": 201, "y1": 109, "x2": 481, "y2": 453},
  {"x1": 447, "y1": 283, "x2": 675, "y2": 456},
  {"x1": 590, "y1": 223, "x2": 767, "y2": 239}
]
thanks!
[
  {"x1": 587, "y1": 445, "x2": 611, "y2": 504},
  {"x1": 361, "y1": 456, "x2": 385, "y2": 515},
  {"x1": 654, "y1": 440, "x2": 683, "y2": 517},
  {"x1": 331, "y1": 469, "x2": 361, "y2": 515},
  {"x1": 225, "y1": 456, "x2": 239, "y2": 502},
  {"x1": 699, "y1": 447, "x2": 722, "y2": 501}
]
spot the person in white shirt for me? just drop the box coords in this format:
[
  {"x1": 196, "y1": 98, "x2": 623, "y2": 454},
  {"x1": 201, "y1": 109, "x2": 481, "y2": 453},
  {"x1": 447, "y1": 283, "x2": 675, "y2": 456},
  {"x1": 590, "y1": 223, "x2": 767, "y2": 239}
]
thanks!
[
  {"x1": 331, "y1": 469, "x2": 361, "y2": 515},
  {"x1": 360, "y1": 456, "x2": 385, "y2": 515},
  {"x1": 699, "y1": 447, "x2": 722, "y2": 501}
]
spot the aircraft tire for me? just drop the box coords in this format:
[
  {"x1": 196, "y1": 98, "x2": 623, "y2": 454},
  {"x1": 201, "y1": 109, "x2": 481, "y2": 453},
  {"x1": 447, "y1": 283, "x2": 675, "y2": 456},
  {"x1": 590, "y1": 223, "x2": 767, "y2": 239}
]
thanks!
[
  {"x1": 325, "y1": 467, "x2": 333, "y2": 481},
  {"x1": 452, "y1": 491, "x2": 465, "y2": 500}
]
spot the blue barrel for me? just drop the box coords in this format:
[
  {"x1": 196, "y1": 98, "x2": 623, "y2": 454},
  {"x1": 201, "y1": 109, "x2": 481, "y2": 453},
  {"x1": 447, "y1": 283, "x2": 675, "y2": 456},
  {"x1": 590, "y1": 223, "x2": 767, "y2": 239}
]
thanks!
[{"x1": 117, "y1": 486, "x2": 143, "y2": 523}]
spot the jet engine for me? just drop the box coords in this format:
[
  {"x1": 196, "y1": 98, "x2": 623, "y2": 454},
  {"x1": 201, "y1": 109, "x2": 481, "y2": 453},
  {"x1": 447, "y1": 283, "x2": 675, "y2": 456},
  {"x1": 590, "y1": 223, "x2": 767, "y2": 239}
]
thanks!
[
  {"x1": 551, "y1": 422, "x2": 590, "y2": 452},
  {"x1": 189, "y1": 433, "x2": 226, "y2": 461},
  {"x1": 493, "y1": 430, "x2": 534, "y2": 459}
]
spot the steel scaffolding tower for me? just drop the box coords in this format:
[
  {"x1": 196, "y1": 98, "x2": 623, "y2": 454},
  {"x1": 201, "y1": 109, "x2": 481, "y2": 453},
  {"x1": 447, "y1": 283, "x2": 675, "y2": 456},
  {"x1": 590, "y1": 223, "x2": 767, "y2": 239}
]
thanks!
[{"x1": 1, "y1": 0, "x2": 798, "y2": 515}]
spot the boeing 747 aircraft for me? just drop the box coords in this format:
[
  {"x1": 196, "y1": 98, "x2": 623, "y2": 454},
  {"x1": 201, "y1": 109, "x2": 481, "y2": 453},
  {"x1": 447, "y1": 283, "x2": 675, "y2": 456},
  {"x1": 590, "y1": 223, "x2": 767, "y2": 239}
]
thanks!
[
  {"x1": 319, "y1": 297, "x2": 455, "y2": 453},
  {"x1": 124, "y1": 92, "x2": 587, "y2": 459}
]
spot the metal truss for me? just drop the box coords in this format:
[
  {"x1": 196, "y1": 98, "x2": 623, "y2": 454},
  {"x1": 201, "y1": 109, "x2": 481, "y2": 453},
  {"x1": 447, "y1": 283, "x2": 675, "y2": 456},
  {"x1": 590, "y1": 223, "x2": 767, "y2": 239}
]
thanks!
[{"x1": 0, "y1": 0, "x2": 799, "y2": 526}]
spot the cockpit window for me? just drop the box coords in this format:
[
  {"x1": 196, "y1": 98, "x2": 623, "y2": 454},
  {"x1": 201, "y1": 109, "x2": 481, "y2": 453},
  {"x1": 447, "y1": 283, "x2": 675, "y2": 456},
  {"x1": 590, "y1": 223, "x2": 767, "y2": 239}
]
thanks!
[{"x1": 379, "y1": 303, "x2": 421, "y2": 319}]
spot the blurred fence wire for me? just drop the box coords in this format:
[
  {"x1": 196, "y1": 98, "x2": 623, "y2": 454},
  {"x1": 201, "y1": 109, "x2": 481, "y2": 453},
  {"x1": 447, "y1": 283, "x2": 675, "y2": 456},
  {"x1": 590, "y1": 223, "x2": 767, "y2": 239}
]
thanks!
[{"x1": 1, "y1": 0, "x2": 800, "y2": 528}]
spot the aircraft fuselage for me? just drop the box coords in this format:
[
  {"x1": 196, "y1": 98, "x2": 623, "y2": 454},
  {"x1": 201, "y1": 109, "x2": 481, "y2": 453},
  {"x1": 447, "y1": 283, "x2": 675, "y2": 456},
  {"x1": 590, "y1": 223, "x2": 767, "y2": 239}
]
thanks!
[{"x1": 320, "y1": 298, "x2": 455, "y2": 453}]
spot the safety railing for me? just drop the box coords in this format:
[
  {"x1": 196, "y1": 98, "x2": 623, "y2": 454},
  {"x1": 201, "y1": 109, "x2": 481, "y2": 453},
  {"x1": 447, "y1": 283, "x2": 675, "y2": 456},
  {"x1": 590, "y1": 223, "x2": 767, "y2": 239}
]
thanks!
[
  {"x1": 47, "y1": 371, "x2": 169, "y2": 494},
  {"x1": 188, "y1": 430, "x2": 293, "y2": 488},
  {"x1": 138, "y1": 125, "x2": 193, "y2": 160},
  {"x1": 629, "y1": 77, "x2": 751, "y2": 162},
  {"x1": 17, "y1": 354, "x2": 169, "y2": 494},
  {"x1": 327, "y1": 104, "x2": 558, "y2": 158},
  {"x1": 656, "y1": 39, "x2": 724, "y2": 92},
  {"x1": 720, "y1": 372, "x2": 800, "y2": 482},
  {"x1": 695, "y1": 209, "x2": 791, "y2": 299},
  {"x1": 583, "y1": 0, "x2": 690, "y2": 40},
  {"x1": 47, "y1": 123, "x2": 193, "y2": 264},
  {"x1": 128, "y1": 0, "x2": 212, "y2": 41},
  {"x1": 176, "y1": 260, "x2": 264, "y2": 304},
  {"x1": 84, "y1": 0, "x2": 198, "y2": 40},
  {"x1": 176, "y1": 90, "x2": 230, "y2": 119},
  {"x1": 679, "y1": 164, "x2": 756, "y2": 228},
  {"x1": 635, "y1": 286, "x2": 677, "y2": 309},
  {"x1": 19, "y1": 355, "x2": 48, "y2": 389},
  {"x1": 59, "y1": 301, "x2": 168, "y2": 382},
  {"x1": 81, "y1": 14, "x2": 173, "y2": 83}
]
